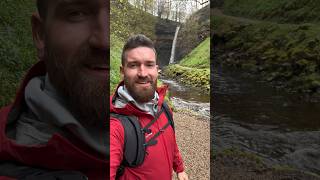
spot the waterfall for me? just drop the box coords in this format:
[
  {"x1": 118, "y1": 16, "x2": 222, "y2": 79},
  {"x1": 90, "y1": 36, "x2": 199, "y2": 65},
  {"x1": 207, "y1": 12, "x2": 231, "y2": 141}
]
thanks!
[{"x1": 169, "y1": 26, "x2": 180, "y2": 64}]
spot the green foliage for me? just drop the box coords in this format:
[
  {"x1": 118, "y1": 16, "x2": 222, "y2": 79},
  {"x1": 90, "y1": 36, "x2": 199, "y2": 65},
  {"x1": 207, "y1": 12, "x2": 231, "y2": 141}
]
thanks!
[
  {"x1": 110, "y1": 34, "x2": 123, "y2": 93},
  {"x1": 222, "y1": 0, "x2": 320, "y2": 24},
  {"x1": 0, "y1": 0, "x2": 36, "y2": 107},
  {"x1": 111, "y1": 0, "x2": 157, "y2": 41},
  {"x1": 179, "y1": 37, "x2": 210, "y2": 68},
  {"x1": 214, "y1": 13, "x2": 320, "y2": 93}
]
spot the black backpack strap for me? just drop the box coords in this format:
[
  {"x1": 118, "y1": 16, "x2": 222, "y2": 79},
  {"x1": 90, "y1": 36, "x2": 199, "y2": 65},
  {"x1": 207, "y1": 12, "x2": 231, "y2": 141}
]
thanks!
[
  {"x1": 162, "y1": 102, "x2": 175, "y2": 131},
  {"x1": 143, "y1": 118, "x2": 171, "y2": 147},
  {"x1": 110, "y1": 113, "x2": 146, "y2": 167},
  {"x1": 141, "y1": 108, "x2": 164, "y2": 133},
  {"x1": 115, "y1": 164, "x2": 125, "y2": 180}
]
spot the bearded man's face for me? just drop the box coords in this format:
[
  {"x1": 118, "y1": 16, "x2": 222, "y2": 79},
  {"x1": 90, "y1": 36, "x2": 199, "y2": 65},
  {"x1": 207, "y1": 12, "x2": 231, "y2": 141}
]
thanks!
[
  {"x1": 121, "y1": 47, "x2": 158, "y2": 103},
  {"x1": 37, "y1": 0, "x2": 109, "y2": 125}
]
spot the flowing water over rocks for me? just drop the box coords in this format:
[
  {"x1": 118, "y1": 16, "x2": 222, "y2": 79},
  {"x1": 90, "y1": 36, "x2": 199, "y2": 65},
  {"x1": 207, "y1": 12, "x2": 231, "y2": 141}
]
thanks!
[
  {"x1": 213, "y1": 66, "x2": 320, "y2": 175},
  {"x1": 160, "y1": 78, "x2": 210, "y2": 118}
]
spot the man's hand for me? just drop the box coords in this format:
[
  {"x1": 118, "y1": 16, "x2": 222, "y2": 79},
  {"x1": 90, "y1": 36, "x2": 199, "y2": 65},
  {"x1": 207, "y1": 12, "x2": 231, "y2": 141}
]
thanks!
[{"x1": 177, "y1": 171, "x2": 188, "y2": 180}]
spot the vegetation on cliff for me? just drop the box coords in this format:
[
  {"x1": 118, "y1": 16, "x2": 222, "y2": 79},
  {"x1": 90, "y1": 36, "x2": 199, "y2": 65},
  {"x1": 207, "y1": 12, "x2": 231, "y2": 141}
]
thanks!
[
  {"x1": 213, "y1": 9, "x2": 320, "y2": 94},
  {"x1": 111, "y1": 0, "x2": 157, "y2": 41},
  {"x1": 176, "y1": 5, "x2": 210, "y2": 61},
  {"x1": 221, "y1": 0, "x2": 320, "y2": 24},
  {"x1": 164, "y1": 37, "x2": 210, "y2": 93},
  {"x1": 0, "y1": 1, "x2": 36, "y2": 107},
  {"x1": 180, "y1": 37, "x2": 210, "y2": 68},
  {"x1": 110, "y1": 34, "x2": 123, "y2": 92}
]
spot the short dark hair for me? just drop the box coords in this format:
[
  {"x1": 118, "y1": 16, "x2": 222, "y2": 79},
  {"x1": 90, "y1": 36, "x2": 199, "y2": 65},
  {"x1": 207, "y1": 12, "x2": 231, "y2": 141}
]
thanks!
[
  {"x1": 37, "y1": 0, "x2": 47, "y2": 19},
  {"x1": 121, "y1": 34, "x2": 157, "y2": 66}
]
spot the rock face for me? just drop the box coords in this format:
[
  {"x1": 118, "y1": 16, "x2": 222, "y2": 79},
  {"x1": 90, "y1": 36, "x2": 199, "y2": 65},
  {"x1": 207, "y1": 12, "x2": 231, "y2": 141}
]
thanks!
[
  {"x1": 175, "y1": 5, "x2": 210, "y2": 62},
  {"x1": 154, "y1": 19, "x2": 180, "y2": 68}
]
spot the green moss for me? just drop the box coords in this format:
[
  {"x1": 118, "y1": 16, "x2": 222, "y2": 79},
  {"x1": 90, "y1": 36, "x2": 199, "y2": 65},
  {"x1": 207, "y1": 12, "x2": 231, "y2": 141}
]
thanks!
[
  {"x1": 220, "y1": 148, "x2": 263, "y2": 165},
  {"x1": 213, "y1": 12, "x2": 320, "y2": 93},
  {"x1": 163, "y1": 64, "x2": 210, "y2": 93},
  {"x1": 222, "y1": 0, "x2": 320, "y2": 24}
]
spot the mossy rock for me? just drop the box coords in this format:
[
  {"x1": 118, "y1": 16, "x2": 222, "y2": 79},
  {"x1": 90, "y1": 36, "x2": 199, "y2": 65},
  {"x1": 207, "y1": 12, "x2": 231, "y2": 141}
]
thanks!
[{"x1": 163, "y1": 64, "x2": 210, "y2": 93}]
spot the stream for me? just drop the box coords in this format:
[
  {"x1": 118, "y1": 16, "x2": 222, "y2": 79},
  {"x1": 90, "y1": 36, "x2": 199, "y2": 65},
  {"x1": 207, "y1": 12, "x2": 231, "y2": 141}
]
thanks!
[
  {"x1": 160, "y1": 78, "x2": 210, "y2": 118},
  {"x1": 212, "y1": 65, "x2": 320, "y2": 175}
]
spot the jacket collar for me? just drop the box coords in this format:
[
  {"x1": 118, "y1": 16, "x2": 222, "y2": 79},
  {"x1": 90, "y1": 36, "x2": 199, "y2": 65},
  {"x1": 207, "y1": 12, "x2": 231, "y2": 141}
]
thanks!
[
  {"x1": 12, "y1": 60, "x2": 47, "y2": 108},
  {"x1": 110, "y1": 81, "x2": 168, "y2": 117}
]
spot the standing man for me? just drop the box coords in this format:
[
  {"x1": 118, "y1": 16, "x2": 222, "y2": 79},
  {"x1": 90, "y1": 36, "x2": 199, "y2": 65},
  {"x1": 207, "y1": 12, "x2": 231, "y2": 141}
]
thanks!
[
  {"x1": 0, "y1": 0, "x2": 109, "y2": 179},
  {"x1": 110, "y1": 34, "x2": 188, "y2": 180}
]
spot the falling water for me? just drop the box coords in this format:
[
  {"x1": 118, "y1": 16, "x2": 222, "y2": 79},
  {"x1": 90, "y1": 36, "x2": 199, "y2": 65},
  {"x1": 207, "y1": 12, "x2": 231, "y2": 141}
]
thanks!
[{"x1": 169, "y1": 26, "x2": 180, "y2": 64}]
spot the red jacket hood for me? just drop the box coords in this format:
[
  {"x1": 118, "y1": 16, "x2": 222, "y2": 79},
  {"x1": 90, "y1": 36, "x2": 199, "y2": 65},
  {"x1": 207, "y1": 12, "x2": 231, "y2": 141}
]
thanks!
[{"x1": 0, "y1": 61, "x2": 108, "y2": 179}]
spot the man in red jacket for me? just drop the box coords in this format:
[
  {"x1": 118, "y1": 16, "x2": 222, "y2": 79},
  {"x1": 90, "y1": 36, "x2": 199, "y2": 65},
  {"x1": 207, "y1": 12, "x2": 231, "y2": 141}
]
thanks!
[
  {"x1": 0, "y1": 0, "x2": 109, "y2": 179},
  {"x1": 110, "y1": 34, "x2": 188, "y2": 180}
]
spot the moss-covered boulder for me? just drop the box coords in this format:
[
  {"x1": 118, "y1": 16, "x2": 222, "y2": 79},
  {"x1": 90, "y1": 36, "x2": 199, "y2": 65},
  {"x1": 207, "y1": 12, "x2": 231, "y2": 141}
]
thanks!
[{"x1": 164, "y1": 64, "x2": 210, "y2": 93}]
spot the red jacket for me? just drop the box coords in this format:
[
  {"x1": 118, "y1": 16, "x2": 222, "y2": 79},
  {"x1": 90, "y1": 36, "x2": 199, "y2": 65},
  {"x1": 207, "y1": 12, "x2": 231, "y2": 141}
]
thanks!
[
  {"x1": 110, "y1": 82, "x2": 184, "y2": 180},
  {"x1": 0, "y1": 61, "x2": 108, "y2": 180}
]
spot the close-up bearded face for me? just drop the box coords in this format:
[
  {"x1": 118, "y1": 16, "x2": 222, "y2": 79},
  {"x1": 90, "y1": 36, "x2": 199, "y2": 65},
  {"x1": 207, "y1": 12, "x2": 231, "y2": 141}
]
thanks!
[
  {"x1": 44, "y1": 38, "x2": 108, "y2": 126},
  {"x1": 36, "y1": 0, "x2": 110, "y2": 126}
]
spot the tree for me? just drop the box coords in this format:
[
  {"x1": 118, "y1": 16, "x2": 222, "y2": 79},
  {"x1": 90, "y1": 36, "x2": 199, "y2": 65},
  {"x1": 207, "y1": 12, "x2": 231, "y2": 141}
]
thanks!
[{"x1": 157, "y1": 0, "x2": 166, "y2": 18}]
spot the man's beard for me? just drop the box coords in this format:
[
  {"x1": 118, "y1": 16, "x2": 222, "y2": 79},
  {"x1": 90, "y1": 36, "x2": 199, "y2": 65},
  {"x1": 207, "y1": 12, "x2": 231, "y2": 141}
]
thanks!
[
  {"x1": 124, "y1": 76, "x2": 157, "y2": 103},
  {"x1": 44, "y1": 43, "x2": 109, "y2": 127}
]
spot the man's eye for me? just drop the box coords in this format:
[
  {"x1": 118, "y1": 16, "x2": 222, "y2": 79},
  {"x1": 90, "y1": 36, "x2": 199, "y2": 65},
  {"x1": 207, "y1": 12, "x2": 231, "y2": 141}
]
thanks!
[
  {"x1": 146, "y1": 64, "x2": 155, "y2": 68},
  {"x1": 129, "y1": 64, "x2": 137, "y2": 68},
  {"x1": 69, "y1": 11, "x2": 84, "y2": 16},
  {"x1": 66, "y1": 10, "x2": 88, "y2": 21}
]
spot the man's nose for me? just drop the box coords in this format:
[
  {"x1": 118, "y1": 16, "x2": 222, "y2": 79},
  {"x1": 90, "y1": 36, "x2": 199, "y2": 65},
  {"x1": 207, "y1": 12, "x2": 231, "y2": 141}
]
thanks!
[
  {"x1": 137, "y1": 65, "x2": 148, "y2": 78},
  {"x1": 89, "y1": 10, "x2": 109, "y2": 50}
]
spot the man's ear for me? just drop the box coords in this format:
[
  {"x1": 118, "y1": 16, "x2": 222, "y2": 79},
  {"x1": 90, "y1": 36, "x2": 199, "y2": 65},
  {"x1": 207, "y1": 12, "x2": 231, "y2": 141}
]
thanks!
[{"x1": 31, "y1": 12, "x2": 45, "y2": 60}]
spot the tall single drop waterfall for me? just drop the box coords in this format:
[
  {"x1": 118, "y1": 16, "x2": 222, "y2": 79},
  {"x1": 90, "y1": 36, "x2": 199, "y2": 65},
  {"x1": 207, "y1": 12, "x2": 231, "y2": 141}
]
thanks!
[{"x1": 169, "y1": 26, "x2": 180, "y2": 64}]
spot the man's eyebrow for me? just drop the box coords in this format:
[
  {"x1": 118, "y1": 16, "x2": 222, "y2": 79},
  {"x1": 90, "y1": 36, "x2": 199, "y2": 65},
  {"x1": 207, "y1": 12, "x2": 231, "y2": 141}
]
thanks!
[
  {"x1": 127, "y1": 60, "x2": 139, "y2": 64},
  {"x1": 58, "y1": 0, "x2": 90, "y2": 4},
  {"x1": 56, "y1": 0, "x2": 96, "y2": 8},
  {"x1": 145, "y1": 60, "x2": 156, "y2": 63}
]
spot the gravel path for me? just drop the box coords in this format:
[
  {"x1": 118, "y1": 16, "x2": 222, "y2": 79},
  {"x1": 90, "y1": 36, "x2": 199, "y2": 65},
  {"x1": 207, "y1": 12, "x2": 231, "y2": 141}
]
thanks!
[{"x1": 172, "y1": 110, "x2": 210, "y2": 180}]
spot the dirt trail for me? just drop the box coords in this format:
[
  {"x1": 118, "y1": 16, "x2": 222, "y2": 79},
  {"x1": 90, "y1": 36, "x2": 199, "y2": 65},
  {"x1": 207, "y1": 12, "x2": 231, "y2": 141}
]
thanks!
[{"x1": 172, "y1": 110, "x2": 210, "y2": 180}]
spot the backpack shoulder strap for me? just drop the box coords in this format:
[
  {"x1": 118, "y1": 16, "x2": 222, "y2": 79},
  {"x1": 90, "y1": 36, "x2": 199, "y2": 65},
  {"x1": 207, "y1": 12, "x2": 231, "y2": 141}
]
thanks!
[
  {"x1": 110, "y1": 113, "x2": 146, "y2": 167},
  {"x1": 162, "y1": 102, "x2": 175, "y2": 131}
]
